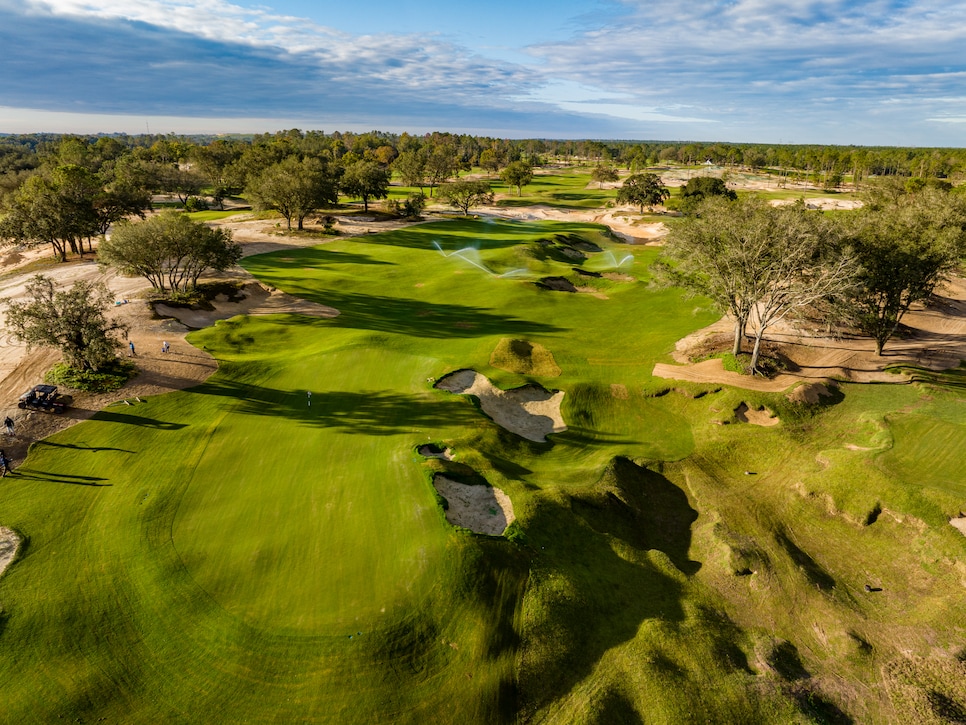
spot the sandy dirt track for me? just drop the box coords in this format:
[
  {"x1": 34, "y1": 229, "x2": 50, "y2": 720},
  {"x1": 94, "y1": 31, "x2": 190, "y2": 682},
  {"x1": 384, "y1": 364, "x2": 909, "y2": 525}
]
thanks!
[{"x1": 653, "y1": 275, "x2": 966, "y2": 391}]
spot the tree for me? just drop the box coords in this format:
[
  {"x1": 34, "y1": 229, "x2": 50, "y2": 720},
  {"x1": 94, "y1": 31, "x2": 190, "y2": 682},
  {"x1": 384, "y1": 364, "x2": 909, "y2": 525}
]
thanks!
[
  {"x1": 847, "y1": 190, "x2": 966, "y2": 354},
  {"x1": 341, "y1": 161, "x2": 391, "y2": 212},
  {"x1": 99, "y1": 211, "x2": 241, "y2": 293},
  {"x1": 425, "y1": 144, "x2": 459, "y2": 196},
  {"x1": 392, "y1": 150, "x2": 427, "y2": 191},
  {"x1": 662, "y1": 197, "x2": 856, "y2": 373},
  {"x1": 479, "y1": 149, "x2": 501, "y2": 175},
  {"x1": 191, "y1": 141, "x2": 245, "y2": 209},
  {"x1": 591, "y1": 164, "x2": 619, "y2": 189},
  {"x1": 5, "y1": 275, "x2": 126, "y2": 371},
  {"x1": 616, "y1": 173, "x2": 670, "y2": 213},
  {"x1": 154, "y1": 163, "x2": 205, "y2": 208},
  {"x1": 247, "y1": 156, "x2": 339, "y2": 230},
  {"x1": 500, "y1": 161, "x2": 533, "y2": 196},
  {"x1": 0, "y1": 165, "x2": 101, "y2": 261},
  {"x1": 388, "y1": 192, "x2": 427, "y2": 219},
  {"x1": 92, "y1": 158, "x2": 151, "y2": 235},
  {"x1": 679, "y1": 176, "x2": 736, "y2": 214},
  {"x1": 438, "y1": 180, "x2": 494, "y2": 214},
  {"x1": 740, "y1": 204, "x2": 857, "y2": 373}
]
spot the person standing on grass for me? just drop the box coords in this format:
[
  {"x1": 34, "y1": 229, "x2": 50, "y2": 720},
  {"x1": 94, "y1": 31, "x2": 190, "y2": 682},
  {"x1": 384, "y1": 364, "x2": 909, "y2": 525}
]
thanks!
[
  {"x1": 3, "y1": 416, "x2": 13, "y2": 436},
  {"x1": 0, "y1": 450, "x2": 11, "y2": 477},
  {"x1": 307, "y1": 391, "x2": 312, "y2": 407}
]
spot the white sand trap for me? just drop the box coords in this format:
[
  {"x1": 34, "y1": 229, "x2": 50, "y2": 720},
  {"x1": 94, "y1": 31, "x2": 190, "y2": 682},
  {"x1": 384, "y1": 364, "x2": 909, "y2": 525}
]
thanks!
[
  {"x1": 0, "y1": 526, "x2": 21, "y2": 578},
  {"x1": 951, "y1": 516, "x2": 966, "y2": 537},
  {"x1": 435, "y1": 369, "x2": 566, "y2": 442},
  {"x1": 155, "y1": 283, "x2": 339, "y2": 329},
  {"x1": 433, "y1": 475, "x2": 515, "y2": 535},
  {"x1": 735, "y1": 402, "x2": 780, "y2": 427}
]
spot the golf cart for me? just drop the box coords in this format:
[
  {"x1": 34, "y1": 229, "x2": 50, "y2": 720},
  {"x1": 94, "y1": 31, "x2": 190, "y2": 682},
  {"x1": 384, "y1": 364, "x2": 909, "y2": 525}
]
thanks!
[{"x1": 18, "y1": 384, "x2": 71, "y2": 413}]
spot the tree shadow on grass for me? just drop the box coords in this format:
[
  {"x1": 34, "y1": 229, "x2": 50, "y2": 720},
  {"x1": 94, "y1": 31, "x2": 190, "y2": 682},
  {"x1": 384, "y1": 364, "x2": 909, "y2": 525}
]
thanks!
[
  {"x1": 91, "y1": 411, "x2": 188, "y2": 431},
  {"x1": 195, "y1": 379, "x2": 479, "y2": 436},
  {"x1": 520, "y1": 489, "x2": 689, "y2": 715},
  {"x1": 11, "y1": 468, "x2": 111, "y2": 486},
  {"x1": 252, "y1": 247, "x2": 396, "y2": 268},
  {"x1": 33, "y1": 440, "x2": 135, "y2": 454},
  {"x1": 774, "y1": 529, "x2": 837, "y2": 592},
  {"x1": 571, "y1": 457, "x2": 701, "y2": 576},
  {"x1": 353, "y1": 221, "x2": 537, "y2": 251},
  {"x1": 267, "y1": 289, "x2": 565, "y2": 339}
]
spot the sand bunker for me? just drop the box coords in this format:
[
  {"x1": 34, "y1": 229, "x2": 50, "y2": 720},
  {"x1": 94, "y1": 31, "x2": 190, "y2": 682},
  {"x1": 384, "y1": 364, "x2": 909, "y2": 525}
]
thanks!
[
  {"x1": 787, "y1": 382, "x2": 834, "y2": 404},
  {"x1": 490, "y1": 338, "x2": 562, "y2": 378},
  {"x1": 154, "y1": 282, "x2": 338, "y2": 329},
  {"x1": 951, "y1": 515, "x2": 966, "y2": 538},
  {"x1": 434, "y1": 369, "x2": 566, "y2": 442},
  {"x1": 432, "y1": 475, "x2": 515, "y2": 535},
  {"x1": 735, "y1": 402, "x2": 779, "y2": 426},
  {"x1": 0, "y1": 526, "x2": 21, "y2": 578}
]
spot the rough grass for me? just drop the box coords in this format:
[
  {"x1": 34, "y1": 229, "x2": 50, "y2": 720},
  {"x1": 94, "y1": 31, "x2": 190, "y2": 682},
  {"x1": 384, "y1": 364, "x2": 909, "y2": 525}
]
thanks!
[{"x1": 1, "y1": 219, "x2": 964, "y2": 723}]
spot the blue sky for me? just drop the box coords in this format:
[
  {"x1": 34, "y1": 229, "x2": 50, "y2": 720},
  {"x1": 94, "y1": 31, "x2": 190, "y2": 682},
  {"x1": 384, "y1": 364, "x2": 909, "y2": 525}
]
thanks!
[{"x1": 1, "y1": 0, "x2": 966, "y2": 145}]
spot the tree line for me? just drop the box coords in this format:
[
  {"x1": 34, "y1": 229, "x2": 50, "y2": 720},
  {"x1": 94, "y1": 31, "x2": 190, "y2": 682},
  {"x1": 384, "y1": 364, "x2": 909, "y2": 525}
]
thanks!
[{"x1": 3, "y1": 130, "x2": 966, "y2": 211}]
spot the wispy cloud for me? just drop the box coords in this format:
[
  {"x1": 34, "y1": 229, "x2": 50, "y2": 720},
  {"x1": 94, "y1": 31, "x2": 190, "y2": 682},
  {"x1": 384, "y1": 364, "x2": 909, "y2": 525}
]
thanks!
[
  {"x1": 1, "y1": 0, "x2": 566, "y2": 131},
  {"x1": 528, "y1": 0, "x2": 966, "y2": 141}
]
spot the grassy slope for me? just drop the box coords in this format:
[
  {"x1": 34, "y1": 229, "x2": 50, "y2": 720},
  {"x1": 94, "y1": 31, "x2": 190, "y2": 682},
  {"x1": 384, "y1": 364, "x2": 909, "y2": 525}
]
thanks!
[{"x1": 1, "y1": 220, "x2": 965, "y2": 723}]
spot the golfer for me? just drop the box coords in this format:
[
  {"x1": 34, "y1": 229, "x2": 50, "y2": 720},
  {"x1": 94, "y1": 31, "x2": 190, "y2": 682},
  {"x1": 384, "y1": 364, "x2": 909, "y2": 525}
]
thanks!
[
  {"x1": 307, "y1": 390, "x2": 312, "y2": 407},
  {"x1": 0, "y1": 450, "x2": 11, "y2": 478},
  {"x1": 3, "y1": 416, "x2": 13, "y2": 436}
]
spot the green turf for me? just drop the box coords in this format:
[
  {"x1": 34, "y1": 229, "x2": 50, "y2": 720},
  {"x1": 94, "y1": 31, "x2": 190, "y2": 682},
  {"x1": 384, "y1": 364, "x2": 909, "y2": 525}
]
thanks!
[
  {"x1": 491, "y1": 169, "x2": 616, "y2": 209},
  {"x1": 1, "y1": 218, "x2": 965, "y2": 723},
  {"x1": 185, "y1": 210, "x2": 249, "y2": 222}
]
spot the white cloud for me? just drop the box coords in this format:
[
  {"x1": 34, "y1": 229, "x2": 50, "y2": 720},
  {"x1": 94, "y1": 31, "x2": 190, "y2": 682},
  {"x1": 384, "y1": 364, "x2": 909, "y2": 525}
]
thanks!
[{"x1": 521, "y1": 0, "x2": 966, "y2": 141}]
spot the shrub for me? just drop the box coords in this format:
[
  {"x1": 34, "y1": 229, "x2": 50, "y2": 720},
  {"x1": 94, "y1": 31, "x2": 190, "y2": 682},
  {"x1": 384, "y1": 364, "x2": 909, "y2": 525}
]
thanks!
[{"x1": 45, "y1": 359, "x2": 137, "y2": 393}]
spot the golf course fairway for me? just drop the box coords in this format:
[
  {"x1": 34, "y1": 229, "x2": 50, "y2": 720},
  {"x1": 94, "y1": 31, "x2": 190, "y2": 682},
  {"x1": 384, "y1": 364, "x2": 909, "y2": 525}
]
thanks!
[{"x1": 1, "y1": 219, "x2": 965, "y2": 723}]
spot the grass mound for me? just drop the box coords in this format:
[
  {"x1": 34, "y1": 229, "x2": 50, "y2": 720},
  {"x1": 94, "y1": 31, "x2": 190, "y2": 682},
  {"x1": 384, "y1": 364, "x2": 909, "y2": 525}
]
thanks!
[{"x1": 489, "y1": 338, "x2": 562, "y2": 378}]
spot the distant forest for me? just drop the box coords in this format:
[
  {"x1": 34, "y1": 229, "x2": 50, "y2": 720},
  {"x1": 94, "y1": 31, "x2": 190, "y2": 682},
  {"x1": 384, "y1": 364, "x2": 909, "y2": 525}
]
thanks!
[{"x1": 1, "y1": 129, "x2": 964, "y2": 199}]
